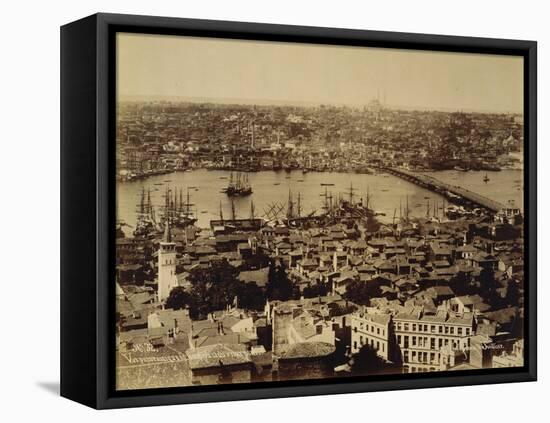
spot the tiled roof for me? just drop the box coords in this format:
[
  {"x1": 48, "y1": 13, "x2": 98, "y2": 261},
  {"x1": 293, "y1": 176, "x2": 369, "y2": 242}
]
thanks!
[
  {"x1": 279, "y1": 342, "x2": 335, "y2": 359},
  {"x1": 186, "y1": 343, "x2": 251, "y2": 369}
]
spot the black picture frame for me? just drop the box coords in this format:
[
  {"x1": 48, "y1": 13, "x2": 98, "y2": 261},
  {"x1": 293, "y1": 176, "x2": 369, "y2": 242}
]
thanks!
[{"x1": 60, "y1": 12, "x2": 537, "y2": 409}]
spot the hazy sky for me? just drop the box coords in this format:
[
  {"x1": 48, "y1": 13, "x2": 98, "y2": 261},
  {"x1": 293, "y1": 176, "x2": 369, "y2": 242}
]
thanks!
[{"x1": 117, "y1": 33, "x2": 523, "y2": 113}]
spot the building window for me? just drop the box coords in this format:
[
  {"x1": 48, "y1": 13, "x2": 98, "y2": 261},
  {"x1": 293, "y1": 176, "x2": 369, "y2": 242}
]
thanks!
[
  {"x1": 412, "y1": 336, "x2": 417, "y2": 346},
  {"x1": 397, "y1": 335, "x2": 402, "y2": 345},
  {"x1": 466, "y1": 328, "x2": 470, "y2": 336},
  {"x1": 377, "y1": 327, "x2": 380, "y2": 335},
  {"x1": 450, "y1": 327, "x2": 455, "y2": 335},
  {"x1": 431, "y1": 338, "x2": 435, "y2": 349},
  {"x1": 458, "y1": 327, "x2": 463, "y2": 336},
  {"x1": 431, "y1": 325, "x2": 435, "y2": 333},
  {"x1": 438, "y1": 326, "x2": 443, "y2": 334},
  {"x1": 412, "y1": 324, "x2": 417, "y2": 331},
  {"x1": 404, "y1": 323, "x2": 409, "y2": 331}
]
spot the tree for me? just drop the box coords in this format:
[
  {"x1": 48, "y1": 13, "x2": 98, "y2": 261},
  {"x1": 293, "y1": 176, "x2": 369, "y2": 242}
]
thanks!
[
  {"x1": 505, "y1": 279, "x2": 520, "y2": 307},
  {"x1": 188, "y1": 268, "x2": 213, "y2": 319},
  {"x1": 479, "y1": 267, "x2": 499, "y2": 305},
  {"x1": 208, "y1": 259, "x2": 241, "y2": 311},
  {"x1": 266, "y1": 260, "x2": 278, "y2": 299},
  {"x1": 236, "y1": 282, "x2": 265, "y2": 311},
  {"x1": 350, "y1": 344, "x2": 386, "y2": 375},
  {"x1": 266, "y1": 259, "x2": 294, "y2": 301},
  {"x1": 343, "y1": 280, "x2": 378, "y2": 306},
  {"x1": 165, "y1": 287, "x2": 195, "y2": 316},
  {"x1": 449, "y1": 271, "x2": 474, "y2": 296},
  {"x1": 328, "y1": 301, "x2": 357, "y2": 317},
  {"x1": 303, "y1": 281, "x2": 329, "y2": 299}
]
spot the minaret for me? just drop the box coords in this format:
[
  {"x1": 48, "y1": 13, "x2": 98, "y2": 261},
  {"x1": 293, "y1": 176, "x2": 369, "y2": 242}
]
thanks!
[{"x1": 158, "y1": 221, "x2": 177, "y2": 302}]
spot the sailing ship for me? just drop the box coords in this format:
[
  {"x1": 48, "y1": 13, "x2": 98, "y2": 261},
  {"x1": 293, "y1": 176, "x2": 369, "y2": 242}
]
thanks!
[
  {"x1": 134, "y1": 187, "x2": 157, "y2": 237},
  {"x1": 160, "y1": 186, "x2": 198, "y2": 229},
  {"x1": 224, "y1": 172, "x2": 253, "y2": 196},
  {"x1": 483, "y1": 173, "x2": 490, "y2": 183}
]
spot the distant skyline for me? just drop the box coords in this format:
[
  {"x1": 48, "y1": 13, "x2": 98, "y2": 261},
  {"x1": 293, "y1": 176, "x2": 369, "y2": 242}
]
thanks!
[{"x1": 117, "y1": 33, "x2": 524, "y2": 114}]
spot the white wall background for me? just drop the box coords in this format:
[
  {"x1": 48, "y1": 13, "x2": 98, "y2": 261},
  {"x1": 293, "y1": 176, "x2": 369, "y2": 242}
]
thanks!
[{"x1": 0, "y1": 0, "x2": 546, "y2": 420}]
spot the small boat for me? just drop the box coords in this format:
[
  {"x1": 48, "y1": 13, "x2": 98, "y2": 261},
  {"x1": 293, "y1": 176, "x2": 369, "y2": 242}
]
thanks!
[
  {"x1": 274, "y1": 182, "x2": 281, "y2": 186},
  {"x1": 321, "y1": 183, "x2": 335, "y2": 186},
  {"x1": 381, "y1": 189, "x2": 389, "y2": 192},
  {"x1": 483, "y1": 173, "x2": 490, "y2": 183},
  {"x1": 201, "y1": 211, "x2": 208, "y2": 214},
  {"x1": 163, "y1": 180, "x2": 172, "y2": 182},
  {"x1": 424, "y1": 196, "x2": 430, "y2": 199},
  {"x1": 154, "y1": 183, "x2": 163, "y2": 186},
  {"x1": 297, "y1": 179, "x2": 304, "y2": 182}
]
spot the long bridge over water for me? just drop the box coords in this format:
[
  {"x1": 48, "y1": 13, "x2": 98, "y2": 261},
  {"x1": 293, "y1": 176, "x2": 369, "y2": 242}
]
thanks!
[{"x1": 384, "y1": 167, "x2": 506, "y2": 213}]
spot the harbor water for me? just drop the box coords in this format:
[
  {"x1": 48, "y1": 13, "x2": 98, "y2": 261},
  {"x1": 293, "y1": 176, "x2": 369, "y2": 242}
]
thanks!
[{"x1": 116, "y1": 169, "x2": 524, "y2": 230}]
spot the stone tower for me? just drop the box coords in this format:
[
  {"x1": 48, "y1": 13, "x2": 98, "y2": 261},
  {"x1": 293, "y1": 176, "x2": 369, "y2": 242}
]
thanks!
[{"x1": 158, "y1": 221, "x2": 177, "y2": 302}]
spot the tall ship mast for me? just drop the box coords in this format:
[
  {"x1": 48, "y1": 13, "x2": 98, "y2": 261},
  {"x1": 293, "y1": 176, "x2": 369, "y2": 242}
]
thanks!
[
  {"x1": 224, "y1": 172, "x2": 253, "y2": 196},
  {"x1": 160, "y1": 186, "x2": 197, "y2": 229},
  {"x1": 134, "y1": 187, "x2": 155, "y2": 237}
]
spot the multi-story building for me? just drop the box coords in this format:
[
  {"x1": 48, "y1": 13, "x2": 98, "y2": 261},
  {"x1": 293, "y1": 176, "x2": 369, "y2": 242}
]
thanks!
[
  {"x1": 350, "y1": 306, "x2": 475, "y2": 373},
  {"x1": 393, "y1": 308, "x2": 475, "y2": 373},
  {"x1": 350, "y1": 312, "x2": 392, "y2": 361}
]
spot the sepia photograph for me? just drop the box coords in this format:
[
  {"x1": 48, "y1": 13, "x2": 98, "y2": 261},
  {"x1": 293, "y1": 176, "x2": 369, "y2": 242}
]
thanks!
[{"x1": 114, "y1": 32, "x2": 526, "y2": 391}]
